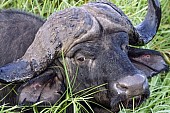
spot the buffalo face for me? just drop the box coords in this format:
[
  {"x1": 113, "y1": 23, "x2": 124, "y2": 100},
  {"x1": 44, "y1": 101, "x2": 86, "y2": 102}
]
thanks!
[
  {"x1": 65, "y1": 32, "x2": 150, "y2": 111},
  {"x1": 0, "y1": 0, "x2": 168, "y2": 112}
]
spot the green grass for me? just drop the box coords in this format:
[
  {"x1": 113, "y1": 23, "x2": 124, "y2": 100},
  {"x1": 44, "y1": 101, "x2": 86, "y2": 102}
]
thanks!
[{"x1": 0, "y1": 0, "x2": 170, "y2": 113}]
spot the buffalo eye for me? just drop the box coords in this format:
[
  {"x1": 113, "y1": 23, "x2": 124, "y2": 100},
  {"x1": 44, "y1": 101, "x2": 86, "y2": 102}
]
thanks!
[{"x1": 75, "y1": 53, "x2": 86, "y2": 63}]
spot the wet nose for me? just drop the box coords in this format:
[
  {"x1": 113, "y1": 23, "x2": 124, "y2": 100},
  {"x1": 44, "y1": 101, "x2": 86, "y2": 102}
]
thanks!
[{"x1": 113, "y1": 74, "x2": 149, "y2": 97}]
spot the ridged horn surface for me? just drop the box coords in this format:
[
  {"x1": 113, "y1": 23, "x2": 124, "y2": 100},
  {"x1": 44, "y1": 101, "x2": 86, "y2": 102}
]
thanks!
[{"x1": 130, "y1": 0, "x2": 161, "y2": 46}]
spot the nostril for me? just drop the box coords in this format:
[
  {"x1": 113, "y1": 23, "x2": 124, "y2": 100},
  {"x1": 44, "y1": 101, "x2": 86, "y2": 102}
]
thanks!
[
  {"x1": 114, "y1": 83, "x2": 128, "y2": 95},
  {"x1": 116, "y1": 83, "x2": 128, "y2": 91}
]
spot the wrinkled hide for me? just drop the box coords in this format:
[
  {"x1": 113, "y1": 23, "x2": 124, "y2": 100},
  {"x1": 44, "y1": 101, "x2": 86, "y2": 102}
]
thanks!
[{"x1": 0, "y1": 0, "x2": 168, "y2": 113}]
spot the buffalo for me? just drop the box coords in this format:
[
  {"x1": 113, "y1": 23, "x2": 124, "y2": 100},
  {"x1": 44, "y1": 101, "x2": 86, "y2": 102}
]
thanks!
[{"x1": 0, "y1": 0, "x2": 168, "y2": 112}]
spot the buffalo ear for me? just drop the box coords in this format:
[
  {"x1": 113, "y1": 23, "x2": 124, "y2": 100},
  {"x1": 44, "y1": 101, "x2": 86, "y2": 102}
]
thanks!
[
  {"x1": 18, "y1": 70, "x2": 65, "y2": 105},
  {"x1": 128, "y1": 47, "x2": 168, "y2": 78}
]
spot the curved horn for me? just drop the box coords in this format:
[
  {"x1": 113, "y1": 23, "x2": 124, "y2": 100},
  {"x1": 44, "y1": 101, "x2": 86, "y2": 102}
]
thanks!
[
  {"x1": 0, "y1": 10, "x2": 44, "y2": 83},
  {"x1": 130, "y1": 0, "x2": 161, "y2": 46},
  {"x1": 0, "y1": 7, "x2": 95, "y2": 83}
]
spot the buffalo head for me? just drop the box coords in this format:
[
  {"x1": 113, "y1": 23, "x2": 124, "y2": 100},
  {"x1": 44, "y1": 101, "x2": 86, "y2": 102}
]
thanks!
[{"x1": 0, "y1": 0, "x2": 168, "y2": 112}]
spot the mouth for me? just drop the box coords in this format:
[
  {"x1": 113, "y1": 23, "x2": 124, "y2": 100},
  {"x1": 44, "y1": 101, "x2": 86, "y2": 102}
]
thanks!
[
  {"x1": 119, "y1": 94, "x2": 148, "y2": 109},
  {"x1": 110, "y1": 93, "x2": 149, "y2": 112}
]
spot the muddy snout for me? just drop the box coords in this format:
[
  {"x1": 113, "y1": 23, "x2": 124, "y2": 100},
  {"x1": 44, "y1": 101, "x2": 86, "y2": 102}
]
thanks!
[{"x1": 113, "y1": 74, "x2": 149, "y2": 98}]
